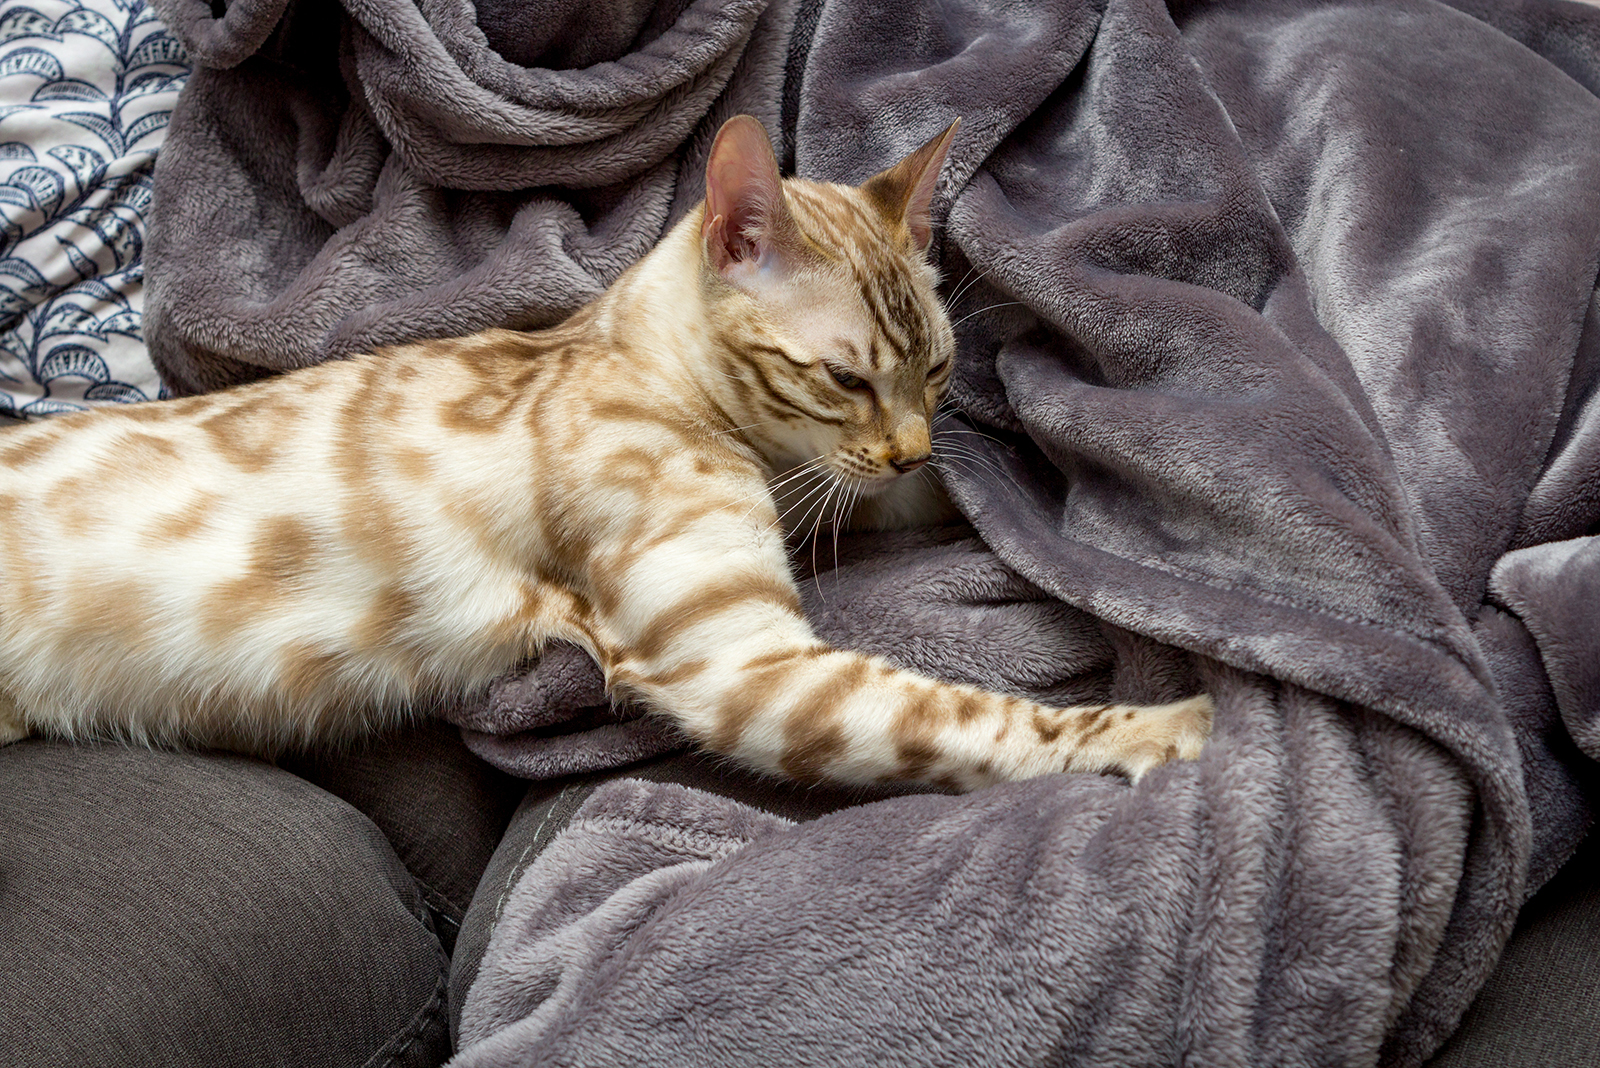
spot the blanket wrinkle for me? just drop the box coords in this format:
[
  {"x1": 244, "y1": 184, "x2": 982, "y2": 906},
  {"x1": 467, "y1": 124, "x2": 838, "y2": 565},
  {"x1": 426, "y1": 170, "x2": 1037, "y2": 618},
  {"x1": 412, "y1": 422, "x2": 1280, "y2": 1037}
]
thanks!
[
  {"x1": 156, "y1": 0, "x2": 290, "y2": 69},
  {"x1": 1468, "y1": 600, "x2": 1595, "y2": 893},
  {"x1": 1489, "y1": 537, "x2": 1600, "y2": 762},
  {"x1": 1511, "y1": 283, "x2": 1600, "y2": 549},
  {"x1": 144, "y1": 0, "x2": 1600, "y2": 1065},
  {"x1": 146, "y1": 0, "x2": 797, "y2": 391}
]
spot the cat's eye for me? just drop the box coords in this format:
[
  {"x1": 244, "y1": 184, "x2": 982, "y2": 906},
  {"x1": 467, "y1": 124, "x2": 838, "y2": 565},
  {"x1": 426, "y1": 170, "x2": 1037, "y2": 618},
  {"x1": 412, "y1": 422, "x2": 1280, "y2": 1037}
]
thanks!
[
  {"x1": 827, "y1": 365, "x2": 866, "y2": 391},
  {"x1": 928, "y1": 358, "x2": 951, "y2": 379}
]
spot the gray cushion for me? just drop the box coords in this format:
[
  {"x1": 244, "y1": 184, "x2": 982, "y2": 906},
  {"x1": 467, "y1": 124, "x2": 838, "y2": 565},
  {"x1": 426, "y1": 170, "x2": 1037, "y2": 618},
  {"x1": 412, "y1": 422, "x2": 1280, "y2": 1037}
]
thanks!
[
  {"x1": 1426, "y1": 829, "x2": 1600, "y2": 1067},
  {"x1": 0, "y1": 740, "x2": 451, "y2": 1068}
]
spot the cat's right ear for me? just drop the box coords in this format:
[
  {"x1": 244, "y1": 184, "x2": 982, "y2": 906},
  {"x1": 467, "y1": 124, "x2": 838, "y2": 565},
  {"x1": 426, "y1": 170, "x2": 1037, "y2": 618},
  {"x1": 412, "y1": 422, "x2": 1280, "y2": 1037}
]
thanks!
[
  {"x1": 862, "y1": 118, "x2": 960, "y2": 254},
  {"x1": 702, "y1": 116, "x2": 798, "y2": 284}
]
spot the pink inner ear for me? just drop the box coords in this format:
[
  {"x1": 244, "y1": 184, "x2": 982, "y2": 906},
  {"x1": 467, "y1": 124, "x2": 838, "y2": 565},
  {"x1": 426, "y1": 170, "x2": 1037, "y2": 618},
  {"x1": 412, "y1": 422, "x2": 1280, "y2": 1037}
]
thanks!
[{"x1": 703, "y1": 116, "x2": 787, "y2": 276}]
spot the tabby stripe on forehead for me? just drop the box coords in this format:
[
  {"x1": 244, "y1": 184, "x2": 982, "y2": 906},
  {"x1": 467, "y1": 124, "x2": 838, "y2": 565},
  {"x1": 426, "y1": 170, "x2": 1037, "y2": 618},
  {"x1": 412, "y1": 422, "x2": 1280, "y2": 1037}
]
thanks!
[
  {"x1": 836, "y1": 191, "x2": 886, "y2": 234},
  {"x1": 779, "y1": 200, "x2": 844, "y2": 262},
  {"x1": 864, "y1": 273, "x2": 915, "y2": 361},
  {"x1": 851, "y1": 269, "x2": 908, "y2": 362},
  {"x1": 783, "y1": 187, "x2": 842, "y2": 243},
  {"x1": 790, "y1": 184, "x2": 880, "y2": 243},
  {"x1": 742, "y1": 352, "x2": 848, "y2": 425},
  {"x1": 885, "y1": 282, "x2": 931, "y2": 357},
  {"x1": 802, "y1": 213, "x2": 852, "y2": 255},
  {"x1": 797, "y1": 207, "x2": 874, "y2": 260}
]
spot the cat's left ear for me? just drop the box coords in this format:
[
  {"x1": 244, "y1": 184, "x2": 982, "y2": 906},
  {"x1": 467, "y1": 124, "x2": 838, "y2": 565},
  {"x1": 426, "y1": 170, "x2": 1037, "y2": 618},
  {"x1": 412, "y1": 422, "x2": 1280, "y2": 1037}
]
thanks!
[
  {"x1": 702, "y1": 115, "x2": 800, "y2": 282},
  {"x1": 862, "y1": 118, "x2": 961, "y2": 254}
]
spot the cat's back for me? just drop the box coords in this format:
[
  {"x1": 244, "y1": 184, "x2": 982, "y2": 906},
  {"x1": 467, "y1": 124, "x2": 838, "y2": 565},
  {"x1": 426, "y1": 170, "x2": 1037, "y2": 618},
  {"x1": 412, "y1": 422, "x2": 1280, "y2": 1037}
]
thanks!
[
  {"x1": 0, "y1": 356, "x2": 370, "y2": 555},
  {"x1": 0, "y1": 332, "x2": 585, "y2": 747},
  {"x1": 0, "y1": 329, "x2": 559, "y2": 535}
]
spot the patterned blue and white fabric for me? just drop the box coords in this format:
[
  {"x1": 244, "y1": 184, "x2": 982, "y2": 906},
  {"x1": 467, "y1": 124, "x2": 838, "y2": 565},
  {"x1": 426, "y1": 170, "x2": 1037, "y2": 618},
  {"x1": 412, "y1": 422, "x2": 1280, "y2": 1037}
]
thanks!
[{"x1": 0, "y1": 0, "x2": 187, "y2": 416}]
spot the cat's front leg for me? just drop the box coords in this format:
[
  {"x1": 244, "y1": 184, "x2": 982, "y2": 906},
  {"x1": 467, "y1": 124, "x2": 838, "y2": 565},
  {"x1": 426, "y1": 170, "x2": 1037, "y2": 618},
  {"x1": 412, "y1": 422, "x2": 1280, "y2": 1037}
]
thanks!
[
  {"x1": 621, "y1": 636, "x2": 1210, "y2": 789},
  {"x1": 591, "y1": 503, "x2": 1211, "y2": 789}
]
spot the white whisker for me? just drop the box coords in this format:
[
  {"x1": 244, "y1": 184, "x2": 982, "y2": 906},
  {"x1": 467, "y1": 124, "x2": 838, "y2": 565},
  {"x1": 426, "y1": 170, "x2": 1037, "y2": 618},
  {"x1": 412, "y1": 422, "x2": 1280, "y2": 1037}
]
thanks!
[
  {"x1": 775, "y1": 475, "x2": 835, "y2": 532},
  {"x1": 936, "y1": 424, "x2": 1010, "y2": 450},
  {"x1": 805, "y1": 479, "x2": 844, "y2": 603},
  {"x1": 950, "y1": 301, "x2": 1024, "y2": 330},
  {"x1": 737, "y1": 455, "x2": 835, "y2": 533},
  {"x1": 712, "y1": 417, "x2": 783, "y2": 437},
  {"x1": 932, "y1": 443, "x2": 1017, "y2": 490},
  {"x1": 829, "y1": 480, "x2": 856, "y2": 577},
  {"x1": 730, "y1": 454, "x2": 828, "y2": 516},
  {"x1": 945, "y1": 263, "x2": 992, "y2": 309}
]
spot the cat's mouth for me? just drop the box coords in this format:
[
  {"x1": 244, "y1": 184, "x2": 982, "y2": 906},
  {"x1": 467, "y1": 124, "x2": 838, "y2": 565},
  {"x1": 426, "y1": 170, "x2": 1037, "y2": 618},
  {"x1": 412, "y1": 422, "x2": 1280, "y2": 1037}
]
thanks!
[
  {"x1": 820, "y1": 450, "x2": 898, "y2": 487},
  {"x1": 768, "y1": 459, "x2": 880, "y2": 534},
  {"x1": 822, "y1": 460, "x2": 905, "y2": 497},
  {"x1": 857, "y1": 469, "x2": 912, "y2": 494}
]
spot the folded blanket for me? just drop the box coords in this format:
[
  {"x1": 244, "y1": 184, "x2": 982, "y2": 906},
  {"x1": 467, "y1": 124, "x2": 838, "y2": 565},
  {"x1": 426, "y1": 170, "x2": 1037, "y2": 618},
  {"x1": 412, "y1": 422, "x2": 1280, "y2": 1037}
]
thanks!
[
  {"x1": 147, "y1": 0, "x2": 1600, "y2": 1065},
  {"x1": 145, "y1": 0, "x2": 799, "y2": 393}
]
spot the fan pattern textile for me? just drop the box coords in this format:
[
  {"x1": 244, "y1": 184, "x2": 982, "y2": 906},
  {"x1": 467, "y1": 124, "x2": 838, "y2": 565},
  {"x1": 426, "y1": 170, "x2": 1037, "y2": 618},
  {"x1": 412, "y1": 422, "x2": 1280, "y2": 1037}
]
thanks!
[{"x1": 0, "y1": 0, "x2": 184, "y2": 416}]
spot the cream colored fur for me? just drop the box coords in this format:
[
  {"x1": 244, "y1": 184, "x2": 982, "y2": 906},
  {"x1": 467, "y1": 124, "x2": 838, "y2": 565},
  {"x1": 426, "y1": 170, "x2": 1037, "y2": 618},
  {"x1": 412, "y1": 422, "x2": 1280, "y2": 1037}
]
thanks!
[{"x1": 0, "y1": 117, "x2": 1209, "y2": 788}]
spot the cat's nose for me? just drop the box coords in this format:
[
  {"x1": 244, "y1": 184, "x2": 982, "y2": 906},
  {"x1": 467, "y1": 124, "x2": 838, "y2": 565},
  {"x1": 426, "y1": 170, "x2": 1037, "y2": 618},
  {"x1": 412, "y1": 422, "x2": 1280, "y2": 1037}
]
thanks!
[{"x1": 887, "y1": 415, "x2": 931, "y2": 473}]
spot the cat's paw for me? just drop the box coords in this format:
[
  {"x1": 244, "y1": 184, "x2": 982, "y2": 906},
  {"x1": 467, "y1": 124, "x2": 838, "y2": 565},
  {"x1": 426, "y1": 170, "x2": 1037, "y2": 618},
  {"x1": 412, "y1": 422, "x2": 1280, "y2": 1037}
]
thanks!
[{"x1": 1070, "y1": 694, "x2": 1213, "y2": 782}]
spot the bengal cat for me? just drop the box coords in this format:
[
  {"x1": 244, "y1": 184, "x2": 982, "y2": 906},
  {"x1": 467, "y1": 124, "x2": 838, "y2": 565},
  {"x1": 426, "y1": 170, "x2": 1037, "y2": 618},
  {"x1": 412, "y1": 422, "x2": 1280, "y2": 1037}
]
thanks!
[{"x1": 0, "y1": 116, "x2": 1210, "y2": 790}]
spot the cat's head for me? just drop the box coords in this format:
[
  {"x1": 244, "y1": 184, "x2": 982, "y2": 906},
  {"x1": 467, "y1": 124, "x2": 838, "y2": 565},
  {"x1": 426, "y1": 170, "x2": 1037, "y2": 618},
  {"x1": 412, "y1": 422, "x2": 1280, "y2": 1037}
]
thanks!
[{"x1": 698, "y1": 115, "x2": 959, "y2": 496}]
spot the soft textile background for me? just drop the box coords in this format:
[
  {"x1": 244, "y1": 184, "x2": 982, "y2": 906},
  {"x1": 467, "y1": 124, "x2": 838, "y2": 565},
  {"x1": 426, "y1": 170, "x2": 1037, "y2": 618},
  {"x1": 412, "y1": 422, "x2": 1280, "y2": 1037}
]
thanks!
[{"x1": 146, "y1": 0, "x2": 1600, "y2": 1066}]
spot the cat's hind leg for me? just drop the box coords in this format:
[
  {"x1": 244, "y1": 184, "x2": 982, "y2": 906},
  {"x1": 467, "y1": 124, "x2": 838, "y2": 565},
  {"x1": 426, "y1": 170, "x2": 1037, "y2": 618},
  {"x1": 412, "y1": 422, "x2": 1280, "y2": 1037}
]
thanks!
[{"x1": 0, "y1": 689, "x2": 27, "y2": 746}]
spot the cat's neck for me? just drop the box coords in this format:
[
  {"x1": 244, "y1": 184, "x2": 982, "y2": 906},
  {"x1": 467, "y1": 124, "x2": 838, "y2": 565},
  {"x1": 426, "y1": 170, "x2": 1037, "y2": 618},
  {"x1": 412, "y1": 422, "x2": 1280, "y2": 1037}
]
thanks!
[
  {"x1": 580, "y1": 211, "x2": 768, "y2": 462},
  {"x1": 587, "y1": 212, "x2": 708, "y2": 351}
]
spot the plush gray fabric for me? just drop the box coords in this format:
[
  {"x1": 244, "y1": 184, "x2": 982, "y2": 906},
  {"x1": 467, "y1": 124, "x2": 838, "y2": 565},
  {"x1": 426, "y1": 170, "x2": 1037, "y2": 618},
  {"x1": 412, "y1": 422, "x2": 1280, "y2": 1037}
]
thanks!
[
  {"x1": 450, "y1": 640, "x2": 685, "y2": 780},
  {"x1": 145, "y1": 0, "x2": 1600, "y2": 1065},
  {"x1": 144, "y1": 0, "x2": 801, "y2": 394},
  {"x1": 1490, "y1": 538, "x2": 1600, "y2": 762},
  {"x1": 445, "y1": 747, "x2": 919, "y2": 1048}
]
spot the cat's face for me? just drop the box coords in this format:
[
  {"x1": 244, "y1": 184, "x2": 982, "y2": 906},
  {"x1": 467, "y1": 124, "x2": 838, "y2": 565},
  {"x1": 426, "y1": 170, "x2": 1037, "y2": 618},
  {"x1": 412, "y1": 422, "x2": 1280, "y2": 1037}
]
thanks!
[
  {"x1": 710, "y1": 194, "x2": 955, "y2": 491},
  {"x1": 700, "y1": 117, "x2": 959, "y2": 497}
]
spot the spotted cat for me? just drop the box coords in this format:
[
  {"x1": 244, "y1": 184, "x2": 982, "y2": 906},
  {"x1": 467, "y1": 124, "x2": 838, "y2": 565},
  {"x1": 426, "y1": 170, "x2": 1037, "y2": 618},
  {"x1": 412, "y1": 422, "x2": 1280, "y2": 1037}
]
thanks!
[{"x1": 0, "y1": 116, "x2": 1210, "y2": 788}]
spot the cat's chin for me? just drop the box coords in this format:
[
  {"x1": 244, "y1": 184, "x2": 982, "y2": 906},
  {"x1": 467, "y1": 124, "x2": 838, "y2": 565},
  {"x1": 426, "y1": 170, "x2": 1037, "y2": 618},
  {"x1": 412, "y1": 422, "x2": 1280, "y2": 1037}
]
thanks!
[
  {"x1": 842, "y1": 468, "x2": 956, "y2": 532},
  {"x1": 840, "y1": 472, "x2": 894, "y2": 497}
]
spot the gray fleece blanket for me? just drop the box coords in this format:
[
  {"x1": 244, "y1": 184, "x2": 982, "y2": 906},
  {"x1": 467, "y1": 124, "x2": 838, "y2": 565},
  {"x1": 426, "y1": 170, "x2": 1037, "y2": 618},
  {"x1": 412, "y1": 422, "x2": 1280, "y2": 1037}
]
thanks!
[{"x1": 147, "y1": 0, "x2": 1600, "y2": 1065}]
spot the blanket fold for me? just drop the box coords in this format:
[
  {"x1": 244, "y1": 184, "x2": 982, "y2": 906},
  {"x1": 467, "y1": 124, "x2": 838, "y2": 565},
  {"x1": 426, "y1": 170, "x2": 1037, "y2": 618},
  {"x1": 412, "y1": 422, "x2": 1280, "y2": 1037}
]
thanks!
[
  {"x1": 145, "y1": 0, "x2": 1600, "y2": 1064},
  {"x1": 1491, "y1": 537, "x2": 1600, "y2": 761},
  {"x1": 146, "y1": 0, "x2": 799, "y2": 391}
]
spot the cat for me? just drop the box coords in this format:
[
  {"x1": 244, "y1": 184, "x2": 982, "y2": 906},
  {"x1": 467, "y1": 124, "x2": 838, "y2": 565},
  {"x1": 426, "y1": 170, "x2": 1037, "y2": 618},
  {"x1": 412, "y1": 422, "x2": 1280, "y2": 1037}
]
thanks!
[{"x1": 0, "y1": 115, "x2": 1210, "y2": 790}]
